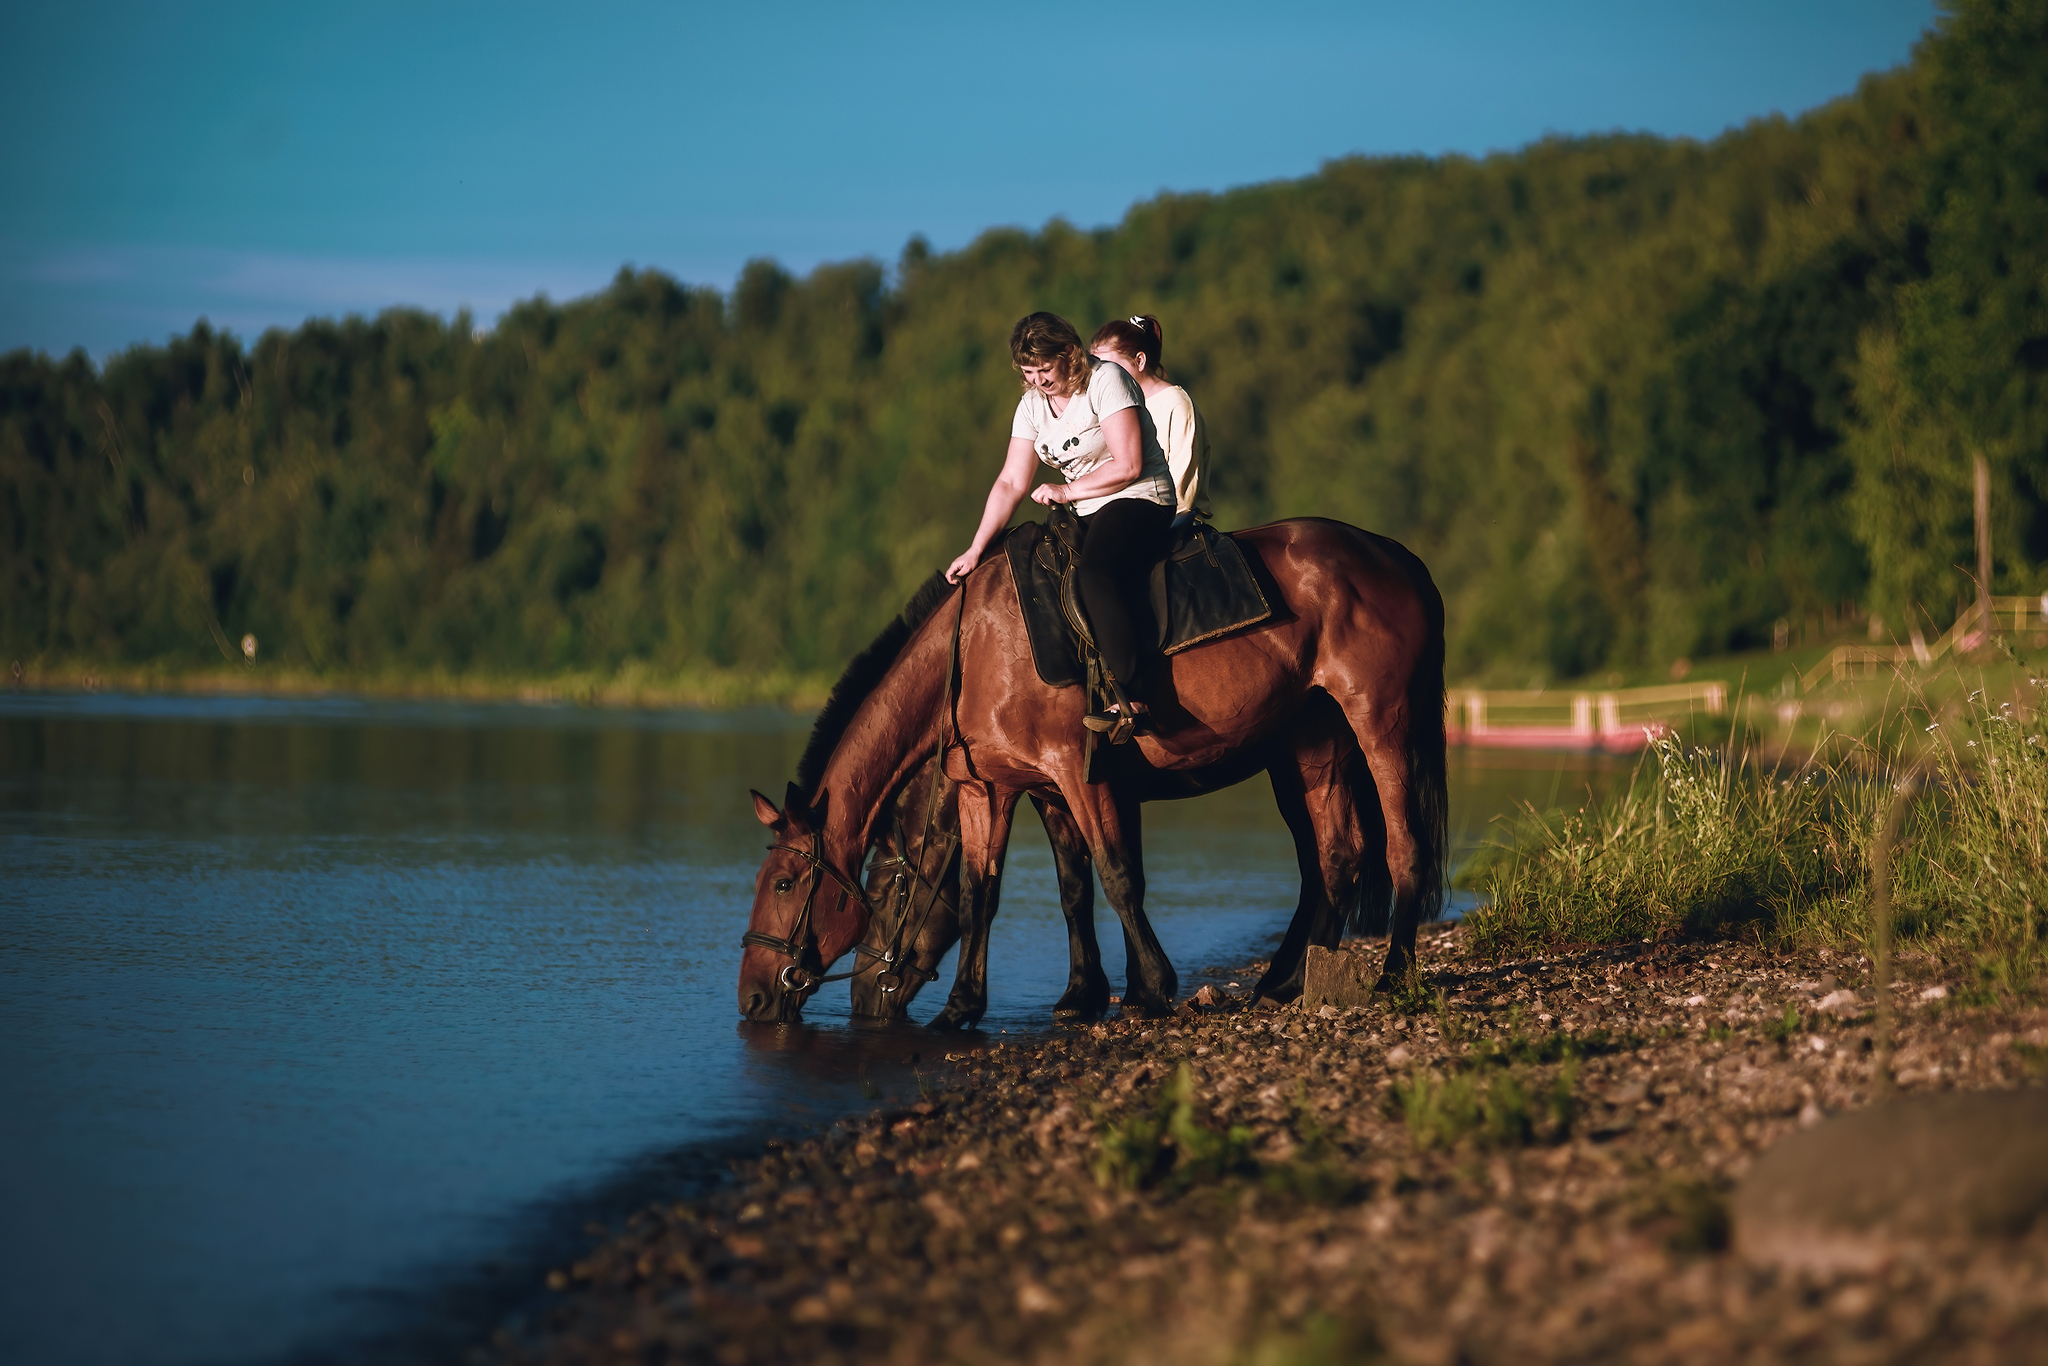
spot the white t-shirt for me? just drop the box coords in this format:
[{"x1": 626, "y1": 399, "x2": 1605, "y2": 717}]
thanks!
[
  {"x1": 1009, "y1": 358, "x2": 1173, "y2": 517},
  {"x1": 1147, "y1": 385, "x2": 1210, "y2": 516}
]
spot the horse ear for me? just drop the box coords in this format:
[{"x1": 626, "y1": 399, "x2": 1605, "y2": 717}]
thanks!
[
  {"x1": 750, "y1": 789, "x2": 785, "y2": 829},
  {"x1": 782, "y1": 781, "x2": 816, "y2": 832}
]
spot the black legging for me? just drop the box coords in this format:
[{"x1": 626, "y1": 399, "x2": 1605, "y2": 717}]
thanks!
[{"x1": 1075, "y1": 498, "x2": 1172, "y2": 698}]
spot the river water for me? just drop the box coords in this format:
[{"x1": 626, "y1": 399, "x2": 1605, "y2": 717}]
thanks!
[{"x1": 0, "y1": 692, "x2": 1625, "y2": 1366}]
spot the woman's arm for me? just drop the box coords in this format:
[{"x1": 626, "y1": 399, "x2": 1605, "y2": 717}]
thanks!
[
  {"x1": 1159, "y1": 392, "x2": 1200, "y2": 513},
  {"x1": 946, "y1": 437, "x2": 1041, "y2": 582},
  {"x1": 1028, "y1": 407, "x2": 1142, "y2": 507}
]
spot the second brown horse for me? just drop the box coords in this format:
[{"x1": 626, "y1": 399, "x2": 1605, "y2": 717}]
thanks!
[{"x1": 846, "y1": 690, "x2": 1391, "y2": 1021}]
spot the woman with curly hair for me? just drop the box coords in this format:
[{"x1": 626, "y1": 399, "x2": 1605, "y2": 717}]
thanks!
[{"x1": 945, "y1": 311, "x2": 1174, "y2": 736}]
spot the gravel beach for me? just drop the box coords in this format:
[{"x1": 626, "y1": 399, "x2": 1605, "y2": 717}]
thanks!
[{"x1": 479, "y1": 927, "x2": 2048, "y2": 1365}]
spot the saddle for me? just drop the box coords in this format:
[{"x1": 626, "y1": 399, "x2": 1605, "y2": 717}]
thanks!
[{"x1": 1004, "y1": 508, "x2": 1274, "y2": 692}]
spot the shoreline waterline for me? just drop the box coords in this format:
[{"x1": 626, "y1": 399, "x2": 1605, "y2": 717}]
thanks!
[
  {"x1": 3, "y1": 664, "x2": 836, "y2": 713},
  {"x1": 473, "y1": 929, "x2": 2048, "y2": 1365}
]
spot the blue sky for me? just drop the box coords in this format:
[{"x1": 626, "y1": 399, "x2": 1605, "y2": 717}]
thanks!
[{"x1": 1, "y1": 1, "x2": 1937, "y2": 359}]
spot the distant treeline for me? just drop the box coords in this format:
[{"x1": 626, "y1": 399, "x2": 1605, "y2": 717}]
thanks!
[{"x1": 4, "y1": 0, "x2": 2044, "y2": 688}]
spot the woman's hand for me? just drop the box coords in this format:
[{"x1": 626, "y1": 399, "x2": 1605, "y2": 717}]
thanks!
[
  {"x1": 1028, "y1": 483, "x2": 1070, "y2": 507},
  {"x1": 945, "y1": 549, "x2": 981, "y2": 584}
]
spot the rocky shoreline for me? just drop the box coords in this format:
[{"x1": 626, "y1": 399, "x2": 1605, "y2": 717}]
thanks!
[{"x1": 477, "y1": 927, "x2": 2048, "y2": 1365}]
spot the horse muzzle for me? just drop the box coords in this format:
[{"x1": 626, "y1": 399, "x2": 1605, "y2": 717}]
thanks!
[{"x1": 738, "y1": 969, "x2": 814, "y2": 1022}]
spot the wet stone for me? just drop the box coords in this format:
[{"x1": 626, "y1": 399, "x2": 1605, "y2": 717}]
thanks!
[
  {"x1": 1301, "y1": 943, "x2": 1378, "y2": 1009},
  {"x1": 1734, "y1": 1089, "x2": 2048, "y2": 1273}
]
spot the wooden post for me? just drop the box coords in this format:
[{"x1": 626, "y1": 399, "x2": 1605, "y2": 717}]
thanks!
[{"x1": 1975, "y1": 454, "x2": 1993, "y2": 637}]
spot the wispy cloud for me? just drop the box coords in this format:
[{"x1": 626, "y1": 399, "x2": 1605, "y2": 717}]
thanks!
[{"x1": 4, "y1": 243, "x2": 669, "y2": 359}]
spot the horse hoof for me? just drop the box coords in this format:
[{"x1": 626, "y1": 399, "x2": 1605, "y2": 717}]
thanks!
[
  {"x1": 926, "y1": 1007, "x2": 982, "y2": 1032},
  {"x1": 1052, "y1": 986, "x2": 1110, "y2": 1021},
  {"x1": 1116, "y1": 996, "x2": 1173, "y2": 1021}
]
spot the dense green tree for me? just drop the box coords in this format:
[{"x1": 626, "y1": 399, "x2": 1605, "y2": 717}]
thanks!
[
  {"x1": 1849, "y1": 0, "x2": 2048, "y2": 629},
  {"x1": 3, "y1": 0, "x2": 2041, "y2": 690}
]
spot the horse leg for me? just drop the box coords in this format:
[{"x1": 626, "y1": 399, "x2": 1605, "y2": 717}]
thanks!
[
  {"x1": 1253, "y1": 722, "x2": 1368, "y2": 1003},
  {"x1": 928, "y1": 784, "x2": 1020, "y2": 1032},
  {"x1": 1253, "y1": 757, "x2": 1351, "y2": 1003},
  {"x1": 1352, "y1": 763, "x2": 1394, "y2": 938},
  {"x1": 1061, "y1": 780, "x2": 1177, "y2": 1018},
  {"x1": 1033, "y1": 795, "x2": 1112, "y2": 1021},
  {"x1": 1334, "y1": 700, "x2": 1428, "y2": 986}
]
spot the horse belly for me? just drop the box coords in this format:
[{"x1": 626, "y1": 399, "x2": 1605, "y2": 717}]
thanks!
[{"x1": 1136, "y1": 631, "x2": 1307, "y2": 769}]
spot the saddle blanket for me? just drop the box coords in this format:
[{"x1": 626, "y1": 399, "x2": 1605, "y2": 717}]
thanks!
[{"x1": 1004, "y1": 514, "x2": 1274, "y2": 689}]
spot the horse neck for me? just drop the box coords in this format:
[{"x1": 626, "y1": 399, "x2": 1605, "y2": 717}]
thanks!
[{"x1": 815, "y1": 618, "x2": 951, "y2": 871}]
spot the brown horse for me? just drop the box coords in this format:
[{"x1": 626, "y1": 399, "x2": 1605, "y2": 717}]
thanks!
[
  {"x1": 846, "y1": 691, "x2": 1391, "y2": 1021},
  {"x1": 738, "y1": 518, "x2": 1444, "y2": 1027}
]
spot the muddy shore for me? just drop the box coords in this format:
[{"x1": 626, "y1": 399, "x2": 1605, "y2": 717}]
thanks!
[{"x1": 477, "y1": 928, "x2": 2048, "y2": 1365}]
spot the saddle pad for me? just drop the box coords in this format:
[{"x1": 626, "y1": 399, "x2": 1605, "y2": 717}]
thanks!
[
  {"x1": 1004, "y1": 519, "x2": 1274, "y2": 688},
  {"x1": 1006, "y1": 521, "x2": 1088, "y2": 688}
]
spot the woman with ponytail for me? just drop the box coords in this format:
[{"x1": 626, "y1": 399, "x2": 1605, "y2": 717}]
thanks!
[{"x1": 1090, "y1": 315, "x2": 1209, "y2": 531}]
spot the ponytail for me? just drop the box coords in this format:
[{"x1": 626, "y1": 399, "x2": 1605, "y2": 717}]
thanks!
[{"x1": 1089, "y1": 315, "x2": 1169, "y2": 383}]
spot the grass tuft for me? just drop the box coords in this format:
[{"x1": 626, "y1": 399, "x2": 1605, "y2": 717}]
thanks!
[
  {"x1": 1396, "y1": 1058, "x2": 1577, "y2": 1152},
  {"x1": 1762, "y1": 1004, "x2": 1804, "y2": 1043},
  {"x1": 1465, "y1": 673, "x2": 2048, "y2": 994},
  {"x1": 1094, "y1": 1062, "x2": 1256, "y2": 1192}
]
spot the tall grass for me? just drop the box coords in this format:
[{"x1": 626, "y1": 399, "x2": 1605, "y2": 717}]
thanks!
[
  {"x1": 1906, "y1": 684, "x2": 2048, "y2": 989},
  {"x1": 1466, "y1": 735, "x2": 1874, "y2": 950},
  {"x1": 1464, "y1": 674, "x2": 2048, "y2": 992}
]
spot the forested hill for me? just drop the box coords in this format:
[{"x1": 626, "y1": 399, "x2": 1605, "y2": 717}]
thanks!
[{"x1": 5, "y1": 1, "x2": 2044, "y2": 691}]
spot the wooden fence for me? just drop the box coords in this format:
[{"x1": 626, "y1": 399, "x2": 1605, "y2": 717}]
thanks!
[
  {"x1": 1801, "y1": 594, "x2": 2048, "y2": 689},
  {"x1": 1447, "y1": 681, "x2": 1727, "y2": 752}
]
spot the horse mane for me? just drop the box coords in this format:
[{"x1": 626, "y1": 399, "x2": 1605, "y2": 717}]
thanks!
[{"x1": 795, "y1": 570, "x2": 955, "y2": 796}]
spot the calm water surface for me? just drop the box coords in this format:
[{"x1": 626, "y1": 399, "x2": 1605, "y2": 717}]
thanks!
[{"x1": 0, "y1": 691, "x2": 1625, "y2": 1366}]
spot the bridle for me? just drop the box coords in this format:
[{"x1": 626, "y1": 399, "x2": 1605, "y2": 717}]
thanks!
[
  {"x1": 862, "y1": 811, "x2": 960, "y2": 995},
  {"x1": 740, "y1": 821, "x2": 880, "y2": 993},
  {"x1": 740, "y1": 585, "x2": 967, "y2": 998}
]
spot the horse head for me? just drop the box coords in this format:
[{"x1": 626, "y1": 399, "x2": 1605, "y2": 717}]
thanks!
[
  {"x1": 735, "y1": 782, "x2": 872, "y2": 1022},
  {"x1": 848, "y1": 762, "x2": 963, "y2": 1021}
]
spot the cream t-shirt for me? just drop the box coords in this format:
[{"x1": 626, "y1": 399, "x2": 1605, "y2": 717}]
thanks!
[
  {"x1": 1147, "y1": 385, "x2": 1210, "y2": 516},
  {"x1": 1009, "y1": 358, "x2": 1173, "y2": 517}
]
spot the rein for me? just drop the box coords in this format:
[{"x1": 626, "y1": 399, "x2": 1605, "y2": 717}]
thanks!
[{"x1": 740, "y1": 584, "x2": 968, "y2": 996}]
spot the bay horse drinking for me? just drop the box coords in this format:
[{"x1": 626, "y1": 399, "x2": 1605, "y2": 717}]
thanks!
[
  {"x1": 844, "y1": 691, "x2": 1391, "y2": 1020},
  {"x1": 737, "y1": 518, "x2": 1445, "y2": 1028}
]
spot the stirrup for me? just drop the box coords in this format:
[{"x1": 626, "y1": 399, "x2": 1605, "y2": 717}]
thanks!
[
  {"x1": 1107, "y1": 703, "x2": 1150, "y2": 745},
  {"x1": 1083, "y1": 710, "x2": 1118, "y2": 733}
]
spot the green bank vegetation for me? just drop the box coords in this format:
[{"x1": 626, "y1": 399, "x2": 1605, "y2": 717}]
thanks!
[
  {"x1": 1468, "y1": 663, "x2": 2048, "y2": 993},
  {"x1": 4, "y1": 1, "x2": 2044, "y2": 697}
]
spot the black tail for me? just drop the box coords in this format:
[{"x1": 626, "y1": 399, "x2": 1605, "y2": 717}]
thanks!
[{"x1": 1406, "y1": 575, "x2": 1449, "y2": 924}]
